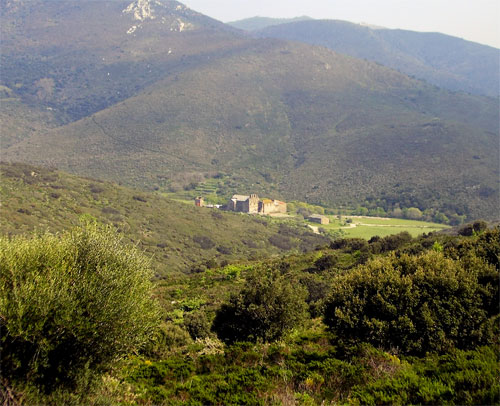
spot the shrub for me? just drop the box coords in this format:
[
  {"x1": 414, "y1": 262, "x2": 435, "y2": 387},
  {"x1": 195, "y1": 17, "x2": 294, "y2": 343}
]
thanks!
[
  {"x1": 89, "y1": 184, "x2": 104, "y2": 194},
  {"x1": 323, "y1": 251, "x2": 497, "y2": 355},
  {"x1": 314, "y1": 254, "x2": 338, "y2": 272},
  {"x1": 193, "y1": 235, "x2": 216, "y2": 250},
  {"x1": 269, "y1": 234, "x2": 293, "y2": 250},
  {"x1": 0, "y1": 223, "x2": 161, "y2": 392},
  {"x1": 184, "y1": 311, "x2": 211, "y2": 340},
  {"x1": 330, "y1": 238, "x2": 369, "y2": 252},
  {"x1": 132, "y1": 195, "x2": 147, "y2": 203},
  {"x1": 144, "y1": 322, "x2": 192, "y2": 358},
  {"x1": 458, "y1": 220, "x2": 488, "y2": 236},
  {"x1": 216, "y1": 245, "x2": 233, "y2": 255},
  {"x1": 212, "y1": 269, "x2": 307, "y2": 343},
  {"x1": 351, "y1": 347, "x2": 500, "y2": 405}
]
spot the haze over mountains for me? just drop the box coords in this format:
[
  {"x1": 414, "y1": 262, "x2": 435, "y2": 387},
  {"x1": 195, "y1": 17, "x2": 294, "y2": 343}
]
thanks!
[
  {"x1": 244, "y1": 19, "x2": 499, "y2": 98},
  {"x1": 228, "y1": 16, "x2": 313, "y2": 32},
  {"x1": 1, "y1": 0, "x2": 499, "y2": 222}
]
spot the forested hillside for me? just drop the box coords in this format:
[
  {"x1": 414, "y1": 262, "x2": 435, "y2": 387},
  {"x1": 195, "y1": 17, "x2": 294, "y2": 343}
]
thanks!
[
  {"x1": 5, "y1": 39, "x2": 498, "y2": 221},
  {"x1": 254, "y1": 19, "x2": 500, "y2": 98}
]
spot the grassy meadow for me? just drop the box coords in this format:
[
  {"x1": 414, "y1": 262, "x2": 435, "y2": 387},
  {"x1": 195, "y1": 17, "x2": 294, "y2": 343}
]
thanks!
[{"x1": 311, "y1": 216, "x2": 449, "y2": 239}]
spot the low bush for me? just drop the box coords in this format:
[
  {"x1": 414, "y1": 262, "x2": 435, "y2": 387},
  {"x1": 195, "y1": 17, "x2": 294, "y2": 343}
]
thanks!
[
  {"x1": 193, "y1": 235, "x2": 216, "y2": 250},
  {"x1": 323, "y1": 250, "x2": 498, "y2": 355},
  {"x1": 212, "y1": 269, "x2": 307, "y2": 343},
  {"x1": 351, "y1": 346, "x2": 500, "y2": 405},
  {"x1": 0, "y1": 222, "x2": 160, "y2": 394}
]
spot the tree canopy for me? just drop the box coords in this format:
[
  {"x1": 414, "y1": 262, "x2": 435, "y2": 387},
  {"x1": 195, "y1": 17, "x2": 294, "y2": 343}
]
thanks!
[{"x1": 212, "y1": 269, "x2": 307, "y2": 343}]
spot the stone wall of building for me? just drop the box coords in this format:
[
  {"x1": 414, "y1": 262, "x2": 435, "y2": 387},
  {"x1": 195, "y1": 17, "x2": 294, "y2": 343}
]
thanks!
[
  {"x1": 248, "y1": 194, "x2": 260, "y2": 214},
  {"x1": 227, "y1": 194, "x2": 286, "y2": 215}
]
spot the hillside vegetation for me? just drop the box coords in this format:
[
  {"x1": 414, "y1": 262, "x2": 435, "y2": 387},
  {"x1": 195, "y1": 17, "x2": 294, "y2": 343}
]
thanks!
[
  {"x1": 2, "y1": 217, "x2": 498, "y2": 404},
  {"x1": 0, "y1": 163, "x2": 329, "y2": 275},
  {"x1": 228, "y1": 16, "x2": 313, "y2": 31},
  {"x1": 1, "y1": 0, "x2": 244, "y2": 122},
  {"x1": 7, "y1": 39, "x2": 498, "y2": 221},
  {"x1": 254, "y1": 19, "x2": 500, "y2": 98}
]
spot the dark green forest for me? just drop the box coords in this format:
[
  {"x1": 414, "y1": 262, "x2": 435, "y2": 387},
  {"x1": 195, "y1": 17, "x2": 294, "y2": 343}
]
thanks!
[{"x1": 1, "y1": 221, "x2": 498, "y2": 405}]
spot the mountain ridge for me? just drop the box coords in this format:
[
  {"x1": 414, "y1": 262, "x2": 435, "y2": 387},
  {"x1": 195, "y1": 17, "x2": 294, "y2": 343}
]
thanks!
[
  {"x1": 227, "y1": 16, "x2": 313, "y2": 31},
  {"x1": 253, "y1": 19, "x2": 499, "y2": 98}
]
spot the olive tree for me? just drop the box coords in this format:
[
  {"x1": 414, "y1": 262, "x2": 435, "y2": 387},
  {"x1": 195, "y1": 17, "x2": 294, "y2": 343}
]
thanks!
[{"x1": 0, "y1": 223, "x2": 161, "y2": 392}]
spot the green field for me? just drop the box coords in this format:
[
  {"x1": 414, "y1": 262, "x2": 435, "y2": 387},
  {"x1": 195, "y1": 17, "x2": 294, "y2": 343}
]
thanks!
[{"x1": 308, "y1": 215, "x2": 449, "y2": 239}]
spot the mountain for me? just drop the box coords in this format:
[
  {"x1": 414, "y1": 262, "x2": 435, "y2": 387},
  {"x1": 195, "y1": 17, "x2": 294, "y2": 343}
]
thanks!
[
  {"x1": 0, "y1": 162, "x2": 329, "y2": 275},
  {"x1": 0, "y1": 0, "x2": 244, "y2": 123},
  {"x1": 227, "y1": 16, "x2": 313, "y2": 31},
  {"x1": 253, "y1": 19, "x2": 499, "y2": 98},
  {"x1": 2, "y1": 1, "x2": 499, "y2": 223}
]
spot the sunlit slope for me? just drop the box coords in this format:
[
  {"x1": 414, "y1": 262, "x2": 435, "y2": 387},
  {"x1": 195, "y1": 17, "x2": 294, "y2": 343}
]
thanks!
[{"x1": 7, "y1": 40, "x2": 498, "y2": 220}]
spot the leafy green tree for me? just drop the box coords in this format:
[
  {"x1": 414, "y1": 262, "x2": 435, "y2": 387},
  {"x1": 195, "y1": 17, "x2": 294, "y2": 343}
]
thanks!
[
  {"x1": 212, "y1": 269, "x2": 307, "y2": 343},
  {"x1": 0, "y1": 223, "x2": 161, "y2": 392},
  {"x1": 405, "y1": 207, "x2": 423, "y2": 220},
  {"x1": 323, "y1": 251, "x2": 497, "y2": 355},
  {"x1": 184, "y1": 311, "x2": 211, "y2": 340}
]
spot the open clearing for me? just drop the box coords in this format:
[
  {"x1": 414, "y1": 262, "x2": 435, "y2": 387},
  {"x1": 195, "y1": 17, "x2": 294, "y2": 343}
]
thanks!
[{"x1": 310, "y1": 215, "x2": 449, "y2": 239}]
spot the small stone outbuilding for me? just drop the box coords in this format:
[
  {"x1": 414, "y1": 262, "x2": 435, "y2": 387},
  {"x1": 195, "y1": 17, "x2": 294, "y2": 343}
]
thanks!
[
  {"x1": 194, "y1": 196, "x2": 204, "y2": 207},
  {"x1": 308, "y1": 214, "x2": 329, "y2": 225}
]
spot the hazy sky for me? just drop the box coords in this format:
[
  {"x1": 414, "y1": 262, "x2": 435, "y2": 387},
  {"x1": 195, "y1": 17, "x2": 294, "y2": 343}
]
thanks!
[{"x1": 182, "y1": 0, "x2": 500, "y2": 48}]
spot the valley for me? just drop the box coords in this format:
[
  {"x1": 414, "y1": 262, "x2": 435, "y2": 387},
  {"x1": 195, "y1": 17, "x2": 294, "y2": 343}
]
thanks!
[
  {"x1": 0, "y1": 0, "x2": 498, "y2": 404},
  {"x1": 0, "y1": 163, "x2": 330, "y2": 275}
]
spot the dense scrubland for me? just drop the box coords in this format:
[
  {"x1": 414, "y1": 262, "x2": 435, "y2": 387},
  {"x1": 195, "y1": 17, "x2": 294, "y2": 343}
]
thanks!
[{"x1": 1, "y1": 216, "x2": 498, "y2": 404}]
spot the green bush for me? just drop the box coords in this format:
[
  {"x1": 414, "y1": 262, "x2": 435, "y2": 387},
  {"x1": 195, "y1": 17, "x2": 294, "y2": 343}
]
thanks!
[
  {"x1": 0, "y1": 223, "x2": 161, "y2": 392},
  {"x1": 184, "y1": 311, "x2": 211, "y2": 340},
  {"x1": 144, "y1": 322, "x2": 193, "y2": 358},
  {"x1": 212, "y1": 269, "x2": 307, "y2": 343},
  {"x1": 323, "y1": 251, "x2": 497, "y2": 355}
]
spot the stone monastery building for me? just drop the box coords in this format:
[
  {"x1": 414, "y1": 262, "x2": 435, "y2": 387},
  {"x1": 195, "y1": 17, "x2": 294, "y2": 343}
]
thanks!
[{"x1": 227, "y1": 194, "x2": 286, "y2": 215}]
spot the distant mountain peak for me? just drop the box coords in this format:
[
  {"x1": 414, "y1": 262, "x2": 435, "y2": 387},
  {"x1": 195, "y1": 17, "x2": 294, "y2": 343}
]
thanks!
[
  {"x1": 122, "y1": 0, "x2": 159, "y2": 22},
  {"x1": 121, "y1": 0, "x2": 193, "y2": 34}
]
